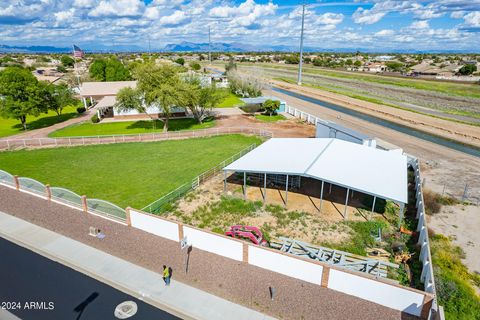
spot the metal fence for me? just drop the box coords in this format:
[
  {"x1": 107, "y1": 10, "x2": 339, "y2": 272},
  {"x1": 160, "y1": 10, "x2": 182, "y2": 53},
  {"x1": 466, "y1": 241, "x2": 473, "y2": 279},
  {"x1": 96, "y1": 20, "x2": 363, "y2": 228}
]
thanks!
[
  {"x1": 408, "y1": 155, "x2": 443, "y2": 320},
  {"x1": 0, "y1": 169, "x2": 126, "y2": 224},
  {"x1": 142, "y1": 143, "x2": 258, "y2": 214},
  {"x1": 0, "y1": 127, "x2": 273, "y2": 150},
  {"x1": 286, "y1": 105, "x2": 319, "y2": 125},
  {"x1": 0, "y1": 169, "x2": 15, "y2": 187}
]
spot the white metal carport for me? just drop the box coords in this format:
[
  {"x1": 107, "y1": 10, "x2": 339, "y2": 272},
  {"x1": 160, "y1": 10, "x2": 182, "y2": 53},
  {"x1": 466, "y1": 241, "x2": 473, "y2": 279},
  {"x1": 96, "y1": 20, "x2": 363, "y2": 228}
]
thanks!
[{"x1": 223, "y1": 138, "x2": 408, "y2": 222}]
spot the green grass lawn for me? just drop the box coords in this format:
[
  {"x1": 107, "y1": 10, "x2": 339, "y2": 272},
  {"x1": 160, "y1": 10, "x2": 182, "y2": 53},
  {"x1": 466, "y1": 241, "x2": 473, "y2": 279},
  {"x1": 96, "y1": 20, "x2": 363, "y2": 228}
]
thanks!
[
  {"x1": 0, "y1": 134, "x2": 261, "y2": 209},
  {"x1": 49, "y1": 117, "x2": 216, "y2": 137},
  {"x1": 217, "y1": 90, "x2": 245, "y2": 108},
  {"x1": 254, "y1": 114, "x2": 286, "y2": 122},
  {"x1": 431, "y1": 234, "x2": 480, "y2": 319},
  {"x1": 0, "y1": 106, "x2": 78, "y2": 138}
]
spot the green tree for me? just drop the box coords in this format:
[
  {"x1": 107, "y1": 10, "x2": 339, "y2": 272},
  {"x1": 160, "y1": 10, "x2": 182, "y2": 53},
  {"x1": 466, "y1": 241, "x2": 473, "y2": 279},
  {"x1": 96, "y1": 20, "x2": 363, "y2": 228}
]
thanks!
[
  {"x1": 0, "y1": 67, "x2": 48, "y2": 130},
  {"x1": 345, "y1": 59, "x2": 353, "y2": 66},
  {"x1": 190, "y1": 62, "x2": 201, "y2": 71},
  {"x1": 89, "y1": 57, "x2": 131, "y2": 81},
  {"x1": 116, "y1": 63, "x2": 182, "y2": 131},
  {"x1": 385, "y1": 61, "x2": 404, "y2": 72},
  {"x1": 458, "y1": 64, "x2": 477, "y2": 75},
  {"x1": 175, "y1": 57, "x2": 185, "y2": 66},
  {"x1": 44, "y1": 83, "x2": 77, "y2": 116},
  {"x1": 354, "y1": 60, "x2": 362, "y2": 67},
  {"x1": 262, "y1": 99, "x2": 280, "y2": 116},
  {"x1": 180, "y1": 76, "x2": 224, "y2": 123},
  {"x1": 60, "y1": 55, "x2": 75, "y2": 67}
]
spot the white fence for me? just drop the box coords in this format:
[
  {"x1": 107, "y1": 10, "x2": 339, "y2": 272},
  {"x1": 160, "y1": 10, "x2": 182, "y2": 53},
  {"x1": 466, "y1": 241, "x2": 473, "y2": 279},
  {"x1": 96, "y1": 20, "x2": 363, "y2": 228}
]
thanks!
[
  {"x1": 0, "y1": 127, "x2": 273, "y2": 150},
  {"x1": 183, "y1": 226, "x2": 244, "y2": 261},
  {"x1": 248, "y1": 245, "x2": 324, "y2": 285},
  {"x1": 409, "y1": 155, "x2": 442, "y2": 320},
  {"x1": 328, "y1": 268, "x2": 426, "y2": 317},
  {"x1": 129, "y1": 209, "x2": 179, "y2": 242},
  {"x1": 122, "y1": 206, "x2": 434, "y2": 318},
  {"x1": 285, "y1": 105, "x2": 320, "y2": 125}
]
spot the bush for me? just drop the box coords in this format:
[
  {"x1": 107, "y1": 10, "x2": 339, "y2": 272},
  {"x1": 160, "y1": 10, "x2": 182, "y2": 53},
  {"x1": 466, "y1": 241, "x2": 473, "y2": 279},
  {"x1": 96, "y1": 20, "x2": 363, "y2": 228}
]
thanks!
[
  {"x1": 422, "y1": 189, "x2": 443, "y2": 214},
  {"x1": 76, "y1": 106, "x2": 86, "y2": 114},
  {"x1": 90, "y1": 114, "x2": 99, "y2": 123},
  {"x1": 239, "y1": 104, "x2": 263, "y2": 114}
]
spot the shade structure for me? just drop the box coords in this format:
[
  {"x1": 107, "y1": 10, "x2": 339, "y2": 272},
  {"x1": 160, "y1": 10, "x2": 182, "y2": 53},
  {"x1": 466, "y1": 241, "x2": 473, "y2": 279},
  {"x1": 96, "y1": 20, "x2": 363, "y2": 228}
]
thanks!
[{"x1": 223, "y1": 138, "x2": 408, "y2": 204}]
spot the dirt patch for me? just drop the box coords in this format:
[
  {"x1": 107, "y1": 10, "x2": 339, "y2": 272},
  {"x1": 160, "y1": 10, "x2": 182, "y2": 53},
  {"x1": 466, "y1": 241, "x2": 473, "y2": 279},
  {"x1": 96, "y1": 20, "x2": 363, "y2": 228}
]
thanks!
[
  {"x1": 428, "y1": 204, "x2": 480, "y2": 274},
  {"x1": 215, "y1": 113, "x2": 316, "y2": 138},
  {"x1": 171, "y1": 174, "x2": 388, "y2": 247}
]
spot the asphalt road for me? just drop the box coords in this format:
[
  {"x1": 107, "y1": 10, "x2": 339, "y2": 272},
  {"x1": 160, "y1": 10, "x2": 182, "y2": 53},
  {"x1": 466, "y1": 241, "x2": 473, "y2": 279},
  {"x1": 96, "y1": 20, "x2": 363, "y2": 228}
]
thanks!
[{"x1": 0, "y1": 237, "x2": 179, "y2": 320}]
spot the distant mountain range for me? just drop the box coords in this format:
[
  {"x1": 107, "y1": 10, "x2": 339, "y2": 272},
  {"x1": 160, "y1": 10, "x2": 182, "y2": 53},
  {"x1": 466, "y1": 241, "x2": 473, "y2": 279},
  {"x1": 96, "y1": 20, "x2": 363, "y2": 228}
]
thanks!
[{"x1": 0, "y1": 43, "x2": 477, "y2": 54}]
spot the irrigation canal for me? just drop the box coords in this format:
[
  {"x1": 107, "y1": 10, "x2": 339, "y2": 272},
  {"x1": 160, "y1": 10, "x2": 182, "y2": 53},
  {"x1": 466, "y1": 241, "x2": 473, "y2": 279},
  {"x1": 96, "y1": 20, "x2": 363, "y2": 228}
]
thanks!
[{"x1": 273, "y1": 87, "x2": 480, "y2": 158}]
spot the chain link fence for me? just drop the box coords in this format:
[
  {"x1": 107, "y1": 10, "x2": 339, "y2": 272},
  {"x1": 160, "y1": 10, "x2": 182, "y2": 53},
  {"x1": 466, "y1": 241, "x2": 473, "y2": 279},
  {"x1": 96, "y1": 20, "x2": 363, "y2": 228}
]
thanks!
[{"x1": 142, "y1": 143, "x2": 258, "y2": 214}]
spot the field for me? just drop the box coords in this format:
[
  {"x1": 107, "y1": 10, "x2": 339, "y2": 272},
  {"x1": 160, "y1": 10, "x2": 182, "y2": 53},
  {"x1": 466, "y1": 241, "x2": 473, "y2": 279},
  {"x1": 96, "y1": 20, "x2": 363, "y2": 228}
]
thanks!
[
  {"x1": 217, "y1": 91, "x2": 245, "y2": 108},
  {"x1": 49, "y1": 118, "x2": 216, "y2": 137},
  {"x1": 0, "y1": 106, "x2": 78, "y2": 138},
  {"x1": 227, "y1": 62, "x2": 480, "y2": 125},
  {"x1": 0, "y1": 134, "x2": 261, "y2": 208},
  {"x1": 254, "y1": 114, "x2": 286, "y2": 122}
]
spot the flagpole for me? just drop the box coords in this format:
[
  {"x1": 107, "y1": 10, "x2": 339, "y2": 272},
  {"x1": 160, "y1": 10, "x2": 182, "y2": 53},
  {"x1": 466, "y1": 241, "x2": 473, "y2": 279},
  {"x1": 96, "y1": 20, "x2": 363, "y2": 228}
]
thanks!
[{"x1": 72, "y1": 45, "x2": 81, "y2": 92}]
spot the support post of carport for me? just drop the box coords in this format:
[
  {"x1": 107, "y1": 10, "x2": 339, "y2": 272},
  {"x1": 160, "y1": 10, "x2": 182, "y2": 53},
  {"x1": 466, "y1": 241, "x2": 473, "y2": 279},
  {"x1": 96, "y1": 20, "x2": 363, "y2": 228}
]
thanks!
[
  {"x1": 319, "y1": 180, "x2": 324, "y2": 213},
  {"x1": 243, "y1": 172, "x2": 246, "y2": 200},
  {"x1": 223, "y1": 170, "x2": 227, "y2": 193},
  {"x1": 263, "y1": 173, "x2": 267, "y2": 204},
  {"x1": 285, "y1": 174, "x2": 289, "y2": 207},
  {"x1": 90, "y1": 96, "x2": 94, "y2": 106},
  {"x1": 343, "y1": 188, "x2": 350, "y2": 220},
  {"x1": 370, "y1": 196, "x2": 376, "y2": 220},
  {"x1": 82, "y1": 97, "x2": 87, "y2": 109},
  {"x1": 398, "y1": 202, "x2": 405, "y2": 228}
]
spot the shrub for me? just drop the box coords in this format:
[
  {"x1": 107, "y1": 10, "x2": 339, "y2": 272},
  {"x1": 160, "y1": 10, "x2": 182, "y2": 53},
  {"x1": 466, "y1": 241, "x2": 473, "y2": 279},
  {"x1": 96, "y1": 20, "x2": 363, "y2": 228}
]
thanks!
[
  {"x1": 90, "y1": 114, "x2": 99, "y2": 123},
  {"x1": 239, "y1": 104, "x2": 263, "y2": 114},
  {"x1": 76, "y1": 106, "x2": 86, "y2": 114},
  {"x1": 422, "y1": 189, "x2": 443, "y2": 214}
]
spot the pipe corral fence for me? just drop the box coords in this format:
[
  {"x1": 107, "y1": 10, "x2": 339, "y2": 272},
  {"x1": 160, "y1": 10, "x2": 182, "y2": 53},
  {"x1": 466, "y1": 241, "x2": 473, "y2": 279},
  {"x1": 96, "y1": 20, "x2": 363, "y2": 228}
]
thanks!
[{"x1": 0, "y1": 127, "x2": 273, "y2": 150}]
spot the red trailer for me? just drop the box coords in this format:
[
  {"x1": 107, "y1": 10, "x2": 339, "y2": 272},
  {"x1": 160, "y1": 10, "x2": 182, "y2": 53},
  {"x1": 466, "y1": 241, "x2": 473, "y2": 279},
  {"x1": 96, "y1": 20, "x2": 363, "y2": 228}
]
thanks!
[{"x1": 225, "y1": 225, "x2": 269, "y2": 246}]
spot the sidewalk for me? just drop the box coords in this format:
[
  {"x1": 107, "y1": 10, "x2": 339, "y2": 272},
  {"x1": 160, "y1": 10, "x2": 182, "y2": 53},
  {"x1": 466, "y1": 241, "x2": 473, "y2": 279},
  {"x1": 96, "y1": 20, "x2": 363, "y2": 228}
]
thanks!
[{"x1": 0, "y1": 210, "x2": 275, "y2": 320}]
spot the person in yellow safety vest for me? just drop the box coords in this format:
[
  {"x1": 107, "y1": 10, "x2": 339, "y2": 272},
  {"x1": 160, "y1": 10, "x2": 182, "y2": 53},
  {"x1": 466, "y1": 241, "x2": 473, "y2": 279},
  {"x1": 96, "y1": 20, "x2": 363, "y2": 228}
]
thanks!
[{"x1": 163, "y1": 265, "x2": 170, "y2": 286}]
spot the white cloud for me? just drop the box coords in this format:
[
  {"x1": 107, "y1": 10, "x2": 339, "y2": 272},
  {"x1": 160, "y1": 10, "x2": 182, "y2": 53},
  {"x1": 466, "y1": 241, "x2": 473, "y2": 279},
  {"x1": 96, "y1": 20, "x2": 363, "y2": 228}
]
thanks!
[
  {"x1": 375, "y1": 29, "x2": 395, "y2": 36},
  {"x1": 450, "y1": 11, "x2": 465, "y2": 19},
  {"x1": 89, "y1": 0, "x2": 145, "y2": 17},
  {"x1": 463, "y1": 11, "x2": 480, "y2": 27},
  {"x1": 410, "y1": 20, "x2": 429, "y2": 29},
  {"x1": 159, "y1": 10, "x2": 188, "y2": 26},
  {"x1": 317, "y1": 13, "x2": 344, "y2": 25},
  {"x1": 352, "y1": 8, "x2": 386, "y2": 25},
  {"x1": 73, "y1": 0, "x2": 95, "y2": 8}
]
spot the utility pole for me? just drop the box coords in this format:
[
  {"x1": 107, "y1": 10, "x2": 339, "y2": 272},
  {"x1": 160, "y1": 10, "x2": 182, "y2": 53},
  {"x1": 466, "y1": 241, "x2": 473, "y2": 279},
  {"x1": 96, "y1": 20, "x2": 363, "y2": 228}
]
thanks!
[
  {"x1": 297, "y1": 2, "x2": 306, "y2": 85},
  {"x1": 208, "y1": 26, "x2": 212, "y2": 65}
]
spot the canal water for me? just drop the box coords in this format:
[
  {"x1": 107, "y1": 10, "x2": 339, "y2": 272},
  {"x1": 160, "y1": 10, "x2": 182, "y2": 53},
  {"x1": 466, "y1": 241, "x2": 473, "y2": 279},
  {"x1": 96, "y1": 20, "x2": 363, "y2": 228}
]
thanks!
[{"x1": 273, "y1": 87, "x2": 480, "y2": 158}]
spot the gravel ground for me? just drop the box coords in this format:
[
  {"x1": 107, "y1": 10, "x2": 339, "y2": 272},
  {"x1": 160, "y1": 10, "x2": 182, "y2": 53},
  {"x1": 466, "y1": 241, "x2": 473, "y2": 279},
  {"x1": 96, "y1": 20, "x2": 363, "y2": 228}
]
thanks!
[{"x1": 0, "y1": 186, "x2": 418, "y2": 320}]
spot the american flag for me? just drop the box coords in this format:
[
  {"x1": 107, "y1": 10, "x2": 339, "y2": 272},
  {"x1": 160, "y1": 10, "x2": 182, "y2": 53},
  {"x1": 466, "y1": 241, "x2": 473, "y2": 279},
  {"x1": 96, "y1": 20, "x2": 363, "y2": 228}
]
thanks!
[{"x1": 73, "y1": 45, "x2": 84, "y2": 58}]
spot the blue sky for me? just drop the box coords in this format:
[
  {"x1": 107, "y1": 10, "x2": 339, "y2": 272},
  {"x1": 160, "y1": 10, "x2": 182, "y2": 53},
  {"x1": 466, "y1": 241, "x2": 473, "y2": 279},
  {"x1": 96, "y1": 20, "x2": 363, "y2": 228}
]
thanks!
[{"x1": 0, "y1": 0, "x2": 479, "y2": 51}]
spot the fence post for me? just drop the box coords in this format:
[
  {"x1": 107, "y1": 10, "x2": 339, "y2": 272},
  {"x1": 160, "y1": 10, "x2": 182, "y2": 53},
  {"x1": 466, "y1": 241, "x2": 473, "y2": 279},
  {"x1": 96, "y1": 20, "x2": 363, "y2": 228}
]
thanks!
[
  {"x1": 125, "y1": 207, "x2": 132, "y2": 226},
  {"x1": 81, "y1": 195, "x2": 88, "y2": 213},
  {"x1": 69, "y1": 138, "x2": 71, "y2": 145},
  {"x1": 14, "y1": 175, "x2": 20, "y2": 190},
  {"x1": 45, "y1": 184, "x2": 51, "y2": 201}
]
